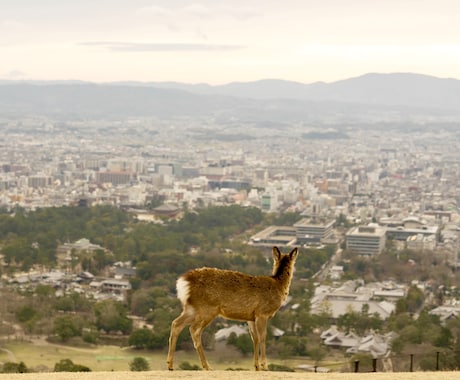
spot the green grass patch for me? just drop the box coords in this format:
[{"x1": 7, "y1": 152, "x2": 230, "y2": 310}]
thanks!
[
  {"x1": 3, "y1": 341, "x2": 160, "y2": 372},
  {"x1": 1, "y1": 340, "x2": 318, "y2": 372}
]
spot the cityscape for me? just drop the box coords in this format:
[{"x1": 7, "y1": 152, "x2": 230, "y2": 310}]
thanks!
[
  {"x1": 1, "y1": 112, "x2": 459, "y2": 264},
  {"x1": 2, "y1": 0, "x2": 460, "y2": 377},
  {"x1": 0, "y1": 79, "x2": 460, "y2": 373}
]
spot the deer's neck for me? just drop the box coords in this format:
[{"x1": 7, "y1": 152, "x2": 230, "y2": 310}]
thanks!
[{"x1": 273, "y1": 266, "x2": 294, "y2": 289}]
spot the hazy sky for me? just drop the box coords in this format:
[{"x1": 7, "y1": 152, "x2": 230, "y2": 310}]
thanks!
[{"x1": 2, "y1": 0, "x2": 460, "y2": 84}]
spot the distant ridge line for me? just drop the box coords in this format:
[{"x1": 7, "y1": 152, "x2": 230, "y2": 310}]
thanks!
[{"x1": 1, "y1": 72, "x2": 460, "y2": 118}]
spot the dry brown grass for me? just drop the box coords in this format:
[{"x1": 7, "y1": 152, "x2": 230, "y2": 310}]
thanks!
[{"x1": 0, "y1": 371, "x2": 458, "y2": 380}]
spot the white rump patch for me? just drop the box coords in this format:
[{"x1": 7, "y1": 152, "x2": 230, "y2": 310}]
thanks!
[{"x1": 176, "y1": 277, "x2": 190, "y2": 305}]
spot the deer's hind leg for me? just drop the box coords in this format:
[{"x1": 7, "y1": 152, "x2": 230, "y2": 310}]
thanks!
[
  {"x1": 167, "y1": 307, "x2": 195, "y2": 370},
  {"x1": 189, "y1": 312, "x2": 215, "y2": 370},
  {"x1": 247, "y1": 321, "x2": 260, "y2": 370}
]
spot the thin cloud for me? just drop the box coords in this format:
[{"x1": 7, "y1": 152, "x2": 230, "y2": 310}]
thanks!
[
  {"x1": 4, "y1": 70, "x2": 27, "y2": 78},
  {"x1": 182, "y1": 4, "x2": 211, "y2": 18},
  {"x1": 80, "y1": 41, "x2": 245, "y2": 52},
  {"x1": 1, "y1": 19, "x2": 25, "y2": 29},
  {"x1": 136, "y1": 5, "x2": 172, "y2": 17}
]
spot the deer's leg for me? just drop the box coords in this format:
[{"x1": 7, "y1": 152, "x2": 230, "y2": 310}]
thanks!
[
  {"x1": 255, "y1": 316, "x2": 269, "y2": 370},
  {"x1": 247, "y1": 321, "x2": 260, "y2": 371},
  {"x1": 167, "y1": 309, "x2": 195, "y2": 370},
  {"x1": 189, "y1": 315, "x2": 214, "y2": 370}
]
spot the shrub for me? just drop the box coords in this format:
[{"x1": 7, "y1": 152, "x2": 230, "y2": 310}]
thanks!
[
  {"x1": 2, "y1": 361, "x2": 28, "y2": 373},
  {"x1": 179, "y1": 361, "x2": 201, "y2": 370},
  {"x1": 268, "y1": 363, "x2": 295, "y2": 372},
  {"x1": 129, "y1": 357, "x2": 150, "y2": 371},
  {"x1": 54, "y1": 358, "x2": 91, "y2": 372}
]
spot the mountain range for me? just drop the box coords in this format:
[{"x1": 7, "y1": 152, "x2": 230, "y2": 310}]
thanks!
[{"x1": 1, "y1": 73, "x2": 459, "y2": 120}]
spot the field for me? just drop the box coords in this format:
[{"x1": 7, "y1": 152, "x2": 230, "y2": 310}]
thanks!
[
  {"x1": 0, "y1": 340, "x2": 458, "y2": 379},
  {"x1": 1, "y1": 339, "x2": 305, "y2": 372},
  {"x1": 1, "y1": 340, "x2": 168, "y2": 372},
  {"x1": 0, "y1": 339, "x2": 324, "y2": 372}
]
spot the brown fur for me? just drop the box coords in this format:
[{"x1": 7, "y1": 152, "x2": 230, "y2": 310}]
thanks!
[{"x1": 166, "y1": 246, "x2": 298, "y2": 371}]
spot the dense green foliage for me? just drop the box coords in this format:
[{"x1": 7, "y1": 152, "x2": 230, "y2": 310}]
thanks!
[
  {"x1": 227, "y1": 332, "x2": 254, "y2": 355},
  {"x1": 94, "y1": 300, "x2": 133, "y2": 334},
  {"x1": 128, "y1": 328, "x2": 155, "y2": 349},
  {"x1": 54, "y1": 315, "x2": 84, "y2": 341},
  {"x1": 54, "y1": 358, "x2": 91, "y2": 372},
  {"x1": 0, "y1": 204, "x2": 263, "y2": 270},
  {"x1": 1, "y1": 361, "x2": 28, "y2": 373},
  {"x1": 0, "y1": 206, "x2": 130, "y2": 270}
]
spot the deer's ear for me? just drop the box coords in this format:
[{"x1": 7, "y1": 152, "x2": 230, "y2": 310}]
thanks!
[
  {"x1": 289, "y1": 248, "x2": 298, "y2": 260},
  {"x1": 272, "y1": 246, "x2": 281, "y2": 261}
]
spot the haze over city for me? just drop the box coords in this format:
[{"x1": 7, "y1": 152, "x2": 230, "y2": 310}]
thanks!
[{"x1": 2, "y1": 0, "x2": 460, "y2": 84}]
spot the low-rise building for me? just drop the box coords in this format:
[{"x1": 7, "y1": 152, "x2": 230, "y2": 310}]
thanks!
[
  {"x1": 381, "y1": 216, "x2": 440, "y2": 243},
  {"x1": 311, "y1": 281, "x2": 400, "y2": 321},
  {"x1": 321, "y1": 327, "x2": 394, "y2": 357},
  {"x1": 249, "y1": 225, "x2": 297, "y2": 247},
  {"x1": 100, "y1": 278, "x2": 132, "y2": 293}
]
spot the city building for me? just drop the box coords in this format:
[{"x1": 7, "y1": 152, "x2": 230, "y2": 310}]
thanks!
[
  {"x1": 293, "y1": 217, "x2": 335, "y2": 244},
  {"x1": 96, "y1": 171, "x2": 135, "y2": 186},
  {"x1": 28, "y1": 175, "x2": 52, "y2": 188},
  {"x1": 249, "y1": 225, "x2": 297, "y2": 247},
  {"x1": 379, "y1": 216, "x2": 440, "y2": 240},
  {"x1": 346, "y1": 225, "x2": 387, "y2": 256}
]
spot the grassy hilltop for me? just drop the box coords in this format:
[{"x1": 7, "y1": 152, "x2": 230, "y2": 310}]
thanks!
[{"x1": 0, "y1": 370, "x2": 459, "y2": 380}]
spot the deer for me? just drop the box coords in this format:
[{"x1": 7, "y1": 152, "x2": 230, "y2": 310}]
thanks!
[{"x1": 166, "y1": 246, "x2": 298, "y2": 371}]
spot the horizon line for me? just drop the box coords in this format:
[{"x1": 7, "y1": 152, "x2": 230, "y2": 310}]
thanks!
[{"x1": 1, "y1": 71, "x2": 459, "y2": 87}]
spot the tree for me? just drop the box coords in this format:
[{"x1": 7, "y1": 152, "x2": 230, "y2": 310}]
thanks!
[
  {"x1": 128, "y1": 328, "x2": 154, "y2": 349},
  {"x1": 129, "y1": 357, "x2": 150, "y2": 371},
  {"x1": 54, "y1": 292, "x2": 92, "y2": 313},
  {"x1": 54, "y1": 315, "x2": 82, "y2": 342},
  {"x1": 94, "y1": 300, "x2": 132, "y2": 334},
  {"x1": 35, "y1": 284, "x2": 55, "y2": 299},
  {"x1": 227, "y1": 332, "x2": 253, "y2": 355},
  {"x1": 16, "y1": 305, "x2": 37, "y2": 323},
  {"x1": 278, "y1": 335, "x2": 308, "y2": 357},
  {"x1": 130, "y1": 288, "x2": 158, "y2": 316},
  {"x1": 15, "y1": 304, "x2": 40, "y2": 334},
  {"x1": 308, "y1": 346, "x2": 327, "y2": 364},
  {"x1": 405, "y1": 285, "x2": 425, "y2": 314}
]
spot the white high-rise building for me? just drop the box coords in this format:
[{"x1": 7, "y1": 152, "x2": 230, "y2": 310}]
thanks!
[{"x1": 346, "y1": 225, "x2": 387, "y2": 256}]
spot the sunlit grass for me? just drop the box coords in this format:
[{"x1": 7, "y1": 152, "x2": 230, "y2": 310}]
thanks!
[
  {"x1": 3, "y1": 341, "x2": 150, "y2": 371},
  {"x1": 0, "y1": 342, "x2": 459, "y2": 379},
  {"x1": 1, "y1": 340, "x2": 308, "y2": 372},
  {"x1": 0, "y1": 349, "x2": 10, "y2": 361}
]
